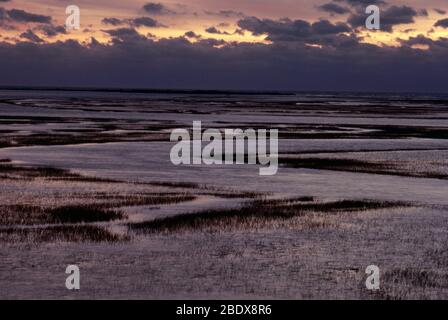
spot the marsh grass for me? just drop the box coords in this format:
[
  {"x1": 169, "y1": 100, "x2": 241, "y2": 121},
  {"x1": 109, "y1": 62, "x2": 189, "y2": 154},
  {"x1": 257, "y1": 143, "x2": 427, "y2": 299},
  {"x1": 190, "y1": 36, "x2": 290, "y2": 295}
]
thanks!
[
  {"x1": 147, "y1": 181, "x2": 200, "y2": 189},
  {"x1": 280, "y1": 124, "x2": 448, "y2": 139},
  {"x1": 0, "y1": 225, "x2": 125, "y2": 243},
  {"x1": 286, "y1": 199, "x2": 409, "y2": 212},
  {"x1": 426, "y1": 247, "x2": 448, "y2": 268},
  {"x1": 0, "y1": 162, "x2": 205, "y2": 192},
  {"x1": 0, "y1": 162, "x2": 245, "y2": 205},
  {"x1": 280, "y1": 157, "x2": 448, "y2": 179},
  {"x1": 200, "y1": 123, "x2": 448, "y2": 140},
  {"x1": 293, "y1": 196, "x2": 315, "y2": 202},
  {"x1": 0, "y1": 162, "x2": 202, "y2": 195},
  {"x1": 0, "y1": 130, "x2": 169, "y2": 149},
  {"x1": 48, "y1": 205, "x2": 124, "y2": 223},
  {"x1": 0, "y1": 162, "x2": 201, "y2": 231},
  {"x1": 143, "y1": 181, "x2": 262, "y2": 198},
  {"x1": 0, "y1": 161, "x2": 121, "y2": 182},
  {"x1": 129, "y1": 198, "x2": 408, "y2": 234},
  {"x1": 0, "y1": 162, "x2": 80, "y2": 179},
  {"x1": 0, "y1": 192, "x2": 198, "y2": 226},
  {"x1": 365, "y1": 268, "x2": 448, "y2": 300},
  {"x1": 383, "y1": 268, "x2": 448, "y2": 289},
  {"x1": 114, "y1": 194, "x2": 196, "y2": 206},
  {"x1": 205, "y1": 192, "x2": 262, "y2": 199},
  {"x1": 0, "y1": 204, "x2": 125, "y2": 225},
  {"x1": 76, "y1": 193, "x2": 197, "y2": 207},
  {"x1": 0, "y1": 205, "x2": 45, "y2": 225}
]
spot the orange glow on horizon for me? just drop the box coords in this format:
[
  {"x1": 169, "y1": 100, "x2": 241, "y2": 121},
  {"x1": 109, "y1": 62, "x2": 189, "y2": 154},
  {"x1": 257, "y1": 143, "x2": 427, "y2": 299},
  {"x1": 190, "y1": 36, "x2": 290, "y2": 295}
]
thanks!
[{"x1": 1, "y1": 1, "x2": 447, "y2": 47}]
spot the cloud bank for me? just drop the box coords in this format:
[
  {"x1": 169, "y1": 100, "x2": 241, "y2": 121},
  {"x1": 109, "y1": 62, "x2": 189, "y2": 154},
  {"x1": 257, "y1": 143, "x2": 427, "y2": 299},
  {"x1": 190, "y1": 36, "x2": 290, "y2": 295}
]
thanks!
[{"x1": 1, "y1": 1, "x2": 448, "y2": 92}]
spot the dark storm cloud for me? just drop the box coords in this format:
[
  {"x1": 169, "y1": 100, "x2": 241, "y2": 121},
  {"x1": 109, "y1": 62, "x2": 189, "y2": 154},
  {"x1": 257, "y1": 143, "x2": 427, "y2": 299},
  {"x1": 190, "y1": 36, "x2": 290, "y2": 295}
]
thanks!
[
  {"x1": 102, "y1": 17, "x2": 124, "y2": 26},
  {"x1": 143, "y1": 3, "x2": 175, "y2": 15},
  {"x1": 7, "y1": 9, "x2": 52, "y2": 24},
  {"x1": 102, "y1": 17, "x2": 163, "y2": 28},
  {"x1": 334, "y1": 0, "x2": 386, "y2": 7},
  {"x1": 131, "y1": 17, "x2": 161, "y2": 27},
  {"x1": 317, "y1": 3, "x2": 350, "y2": 15},
  {"x1": 237, "y1": 17, "x2": 351, "y2": 42},
  {"x1": 205, "y1": 26, "x2": 231, "y2": 35},
  {"x1": 400, "y1": 35, "x2": 432, "y2": 46},
  {"x1": 348, "y1": 5, "x2": 421, "y2": 32},
  {"x1": 196, "y1": 38, "x2": 226, "y2": 47},
  {"x1": 0, "y1": 7, "x2": 7, "y2": 21},
  {"x1": 204, "y1": 10, "x2": 245, "y2": 18},
  {"x1": 19, "y1": 29, "x2": 44, "y2": 43},
  {"x1": 102, "y1": 28, "x2": 147, "y2": 42},
  {"x1": 1, "y1": 3, "x2": 448, "y2": 94},
  {"x1": 205, "y1": 26, "x2": 220, "y2": 34},
  {"x1": 402, "y1": 28, "x2": 415, "y2": 33},
  {"x1": 435, "y1": 18, "x2": 448, "y2": 28},
  {"x1": 313, "y1": 20, "x2": 351, "y2": 34},
  {"x1": 1, "y1": 35, "x2": 447, "y2": 93},
  {"x1": 434, "y1": 8, "x2": 447, "y2": 15},
  {"x1": 1, "y1": 8, "x2": 52, "y2": 28},
  {"x1": 37, "y1": 24, "x2": 66, "y2": 37},
  {"x1": 418, "y1": 9, "x2": 429, "y2": 17},
  {"x1": 184, "y1": 31, "x2": 200, "y2": 39},
  {"x1": 398, "y1": 35, "x2": 448, "y2": 49}
]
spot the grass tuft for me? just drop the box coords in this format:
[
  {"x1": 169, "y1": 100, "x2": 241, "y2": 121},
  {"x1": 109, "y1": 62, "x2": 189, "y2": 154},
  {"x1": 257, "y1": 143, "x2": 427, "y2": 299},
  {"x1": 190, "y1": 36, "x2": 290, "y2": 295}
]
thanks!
[
  {"x1": 129, "y1": 198, "x2": 409, "y2": 234},
  {"x1": 0, "y1": 225, "x2": 126, "y2": 243},
  {"x1": 48, "y1": 205, "x2": 125, "y2": 223},
  {"x1": 280, "y1": 157, "x2": 448, "y2": 180}
]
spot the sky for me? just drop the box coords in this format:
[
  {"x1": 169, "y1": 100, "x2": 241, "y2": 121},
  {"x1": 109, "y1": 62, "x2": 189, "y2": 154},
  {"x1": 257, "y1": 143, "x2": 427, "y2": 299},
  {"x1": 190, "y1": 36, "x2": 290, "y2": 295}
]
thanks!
[{"x1": 1, "y1": 0, "x2": 448, "y2": 92}]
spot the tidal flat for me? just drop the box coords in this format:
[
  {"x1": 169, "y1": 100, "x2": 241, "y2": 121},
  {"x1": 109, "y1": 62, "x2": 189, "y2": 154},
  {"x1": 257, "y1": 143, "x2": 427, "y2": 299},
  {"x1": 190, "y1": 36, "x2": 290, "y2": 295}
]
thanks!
[{"x1": 1, "y1": 90, "x2": 448, "y2": 299}]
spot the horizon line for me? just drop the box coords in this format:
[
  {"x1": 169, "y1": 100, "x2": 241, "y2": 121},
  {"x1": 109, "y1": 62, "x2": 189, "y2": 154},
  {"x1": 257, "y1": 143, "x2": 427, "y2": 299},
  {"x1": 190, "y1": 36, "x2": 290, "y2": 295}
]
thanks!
[{"x1": 1, "y1": 85, "x2": 448, "y2": 96}]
